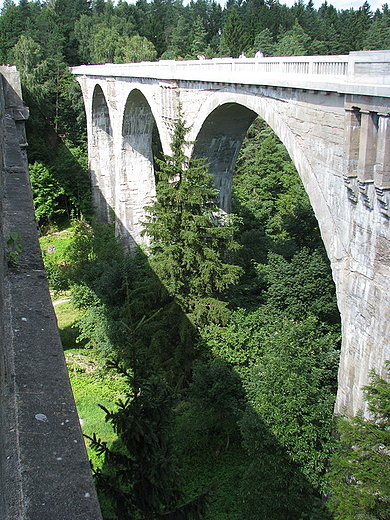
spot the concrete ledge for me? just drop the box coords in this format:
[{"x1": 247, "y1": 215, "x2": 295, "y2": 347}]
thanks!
[{"x1": 0, "y1": 69, "x2": 102, "y2": 520}]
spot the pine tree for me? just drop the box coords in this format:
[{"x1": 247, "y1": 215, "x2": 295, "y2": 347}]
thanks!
[
  {"x1": 162, "y1": 16, "x2": 189, "y2": 59},
  {"x1": 219, "y1": 7, "x2": 250, "y2": 57},
  {"x1": 86, "y1": 359, "x2": 209, "y2": 520},
  {"x1": 142, "y1": 111, "x2": 243, "y2": 327},
  {"x1": 275, "y1": 19, "x2": 311, "y2": 56},
  {"x1": 189, "y1": 16, "x2": 207, "y2": 58},
  {"x1": 248, "y1": 28, "x2": 275, "y2": 57},
  {"x1": 363, "y1": 15, "x2": 390, "y2": 50}
]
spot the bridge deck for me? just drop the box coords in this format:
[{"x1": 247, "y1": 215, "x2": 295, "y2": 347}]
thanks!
[{"x1": 71, "y1": 50, "x2": 390, "y2": 98}]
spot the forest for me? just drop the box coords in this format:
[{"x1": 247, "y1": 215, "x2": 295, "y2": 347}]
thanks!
[{"x1": 1, "y1": 0, "x2": 390, "y2": 518}]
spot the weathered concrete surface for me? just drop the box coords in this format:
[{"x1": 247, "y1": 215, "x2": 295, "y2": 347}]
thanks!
[
  {"x1": 72, "y1": 51, "x2": 390, "y2": 416},
  {"x1": 0, "y1": 66, "x2": 102, "y2": 520},
  {"x1": 0, "y1": 63, "x2": 6, "y2": 520}
]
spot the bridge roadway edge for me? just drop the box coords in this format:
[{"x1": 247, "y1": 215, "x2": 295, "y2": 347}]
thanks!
[{"x1": 0, "y1": 67, "x2": 102, "y2": 519}]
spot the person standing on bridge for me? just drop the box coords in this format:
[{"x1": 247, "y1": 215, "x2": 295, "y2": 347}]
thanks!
[{"x1": 255, "y1": 49, "x2": 264, "y2": 58}]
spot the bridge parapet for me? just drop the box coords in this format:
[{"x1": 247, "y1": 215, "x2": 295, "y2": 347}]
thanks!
[
  {"x1": 0, "y1": 66, "x2": 102, "y2": 520},
  {"x1": 71, "y1": 50, "x2": 390, "y2": 97}
]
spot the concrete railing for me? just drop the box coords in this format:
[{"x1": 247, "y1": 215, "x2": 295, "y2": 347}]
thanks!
[
  {"x1": 0, "y1": 66, "x2": 102, "y2": 520},
  {"x1": 71, "y1": 50, "x2": 390, "y2": 98}
]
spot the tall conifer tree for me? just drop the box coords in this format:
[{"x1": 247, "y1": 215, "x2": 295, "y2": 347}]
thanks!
[{"x1": 143, "y1": 111, "x2": 242, "y2": 327}]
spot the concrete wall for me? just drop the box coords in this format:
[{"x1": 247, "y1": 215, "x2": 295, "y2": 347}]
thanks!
[
  {"x1": 0, "y1": 63, "x2": 6, "y2": 520},
  {"x1": 0, "y1": 66, "x2": 102, "y2": 520}
]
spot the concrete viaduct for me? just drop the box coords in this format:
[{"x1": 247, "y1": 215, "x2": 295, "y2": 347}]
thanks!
[
  {"x1": 0, "y1": 52, "x2": 389, "y2": 519},
  {"x1": 72, "y1": 50, "x2": 390, "y2": 417}
]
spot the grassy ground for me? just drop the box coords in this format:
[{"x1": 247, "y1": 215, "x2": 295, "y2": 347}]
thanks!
[
  {"x1": 40, "y1": 228, "x2": 74, "y2": 264},
  {"x1": 53, "y1": 297, "x2": 128, "y2": 470}
]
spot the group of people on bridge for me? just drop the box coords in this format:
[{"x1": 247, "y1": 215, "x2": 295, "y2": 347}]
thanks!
[
  {"x1": 240, "y1": 49, "x2": 264, "y2": 59},
  {"x1": 197, "y1": 49, "x2": 264, "y2": 60}
]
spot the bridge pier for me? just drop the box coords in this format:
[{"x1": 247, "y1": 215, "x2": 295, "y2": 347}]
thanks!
[{"x1": 375, "y1": 113, "x2": 390, "y2": 189}]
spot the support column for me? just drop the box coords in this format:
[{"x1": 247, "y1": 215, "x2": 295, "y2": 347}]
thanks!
[
  {"x1": 159, "y1": 80, "x2": 179, "y2": 154},
  {"x1": 374, "y1": 113, "x2": 390, "y2": 189},
  {"x1": 374, "y1": 113, "x2": 390, "y2": 216},
  {"x1": 358, "y1": 110, "x2": 378, "y2": 183},
  {"x1": 344, "y1": 107, "x2": 361, "y2": 202},
  {"x1": 344, "y1": 106, "x2": 361, "y2": 179},
  {"x1": 356, "y1": 111, "x2": 378, "y2": 208}
]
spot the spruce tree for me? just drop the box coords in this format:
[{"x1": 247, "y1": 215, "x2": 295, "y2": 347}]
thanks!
[
  {"x1": 142, "y1": 111, "x2": 243, "y2": 327},
  {"x1": 219, "y1": 7, "x2": 250, "y2": 57},
  {"x1": 87, "y1": 359, "x2": 209, "y2": 520}
]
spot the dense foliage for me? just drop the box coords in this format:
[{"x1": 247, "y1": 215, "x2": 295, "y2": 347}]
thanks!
[
  {"x1": 328, "y1": 363, "x2": 390, "y2": 519},
  {"x1": 1, "y1": 0, "x2": 388, "y2": 67},
  {"x1": 86, "y1": 362, "x2": 209, "y2": 520},
  {"x1": 7, "y1": 0, "x2": 387, "y2": 517},
  {"x1": 1, "y1": 0, "x2": 388, "y2": 227}
]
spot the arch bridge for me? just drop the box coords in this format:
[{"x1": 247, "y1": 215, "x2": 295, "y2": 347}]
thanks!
[{"x1": 72, "y1": 51, "x2": 390, "y2": 415}]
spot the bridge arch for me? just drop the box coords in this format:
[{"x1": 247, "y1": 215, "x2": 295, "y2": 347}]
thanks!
[
  {"x1": 188, "y1": 94, "x2": 345, "y2": 270},
  {"x1": 116, "y1": 88, "x2": 157, "y2": 249},
  {"x1": 91, "y1": 84, "x2": 115, "y2": 223}
]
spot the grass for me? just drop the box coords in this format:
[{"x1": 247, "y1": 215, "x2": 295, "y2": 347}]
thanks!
[
  {"x1": 53, "y1": 298, "x2": 79, "y2": 349},
  {"x1": 53, "y1": 297, "x2": 128, "y2": 471},
  {"x1": 39, "y1": 228, "x2": 74, "y2": 265},
  {"x1": 40, "y1": 228, "x2": 128, "y2": 470},
  {"x1": 66, "y1": 350, "x2": 127, "y2": 469}
]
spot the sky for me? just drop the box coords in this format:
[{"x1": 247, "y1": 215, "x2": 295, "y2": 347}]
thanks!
[
  {"x1": 0, "y1": 0, "x2": 386, "y2": 15},
  {"x1": 282, "y1": 0, "x2": 386, "y2": 10}
]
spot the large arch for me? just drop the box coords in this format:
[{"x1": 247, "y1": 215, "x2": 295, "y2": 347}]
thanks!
[
  {"x1": 91, "y1": 84, "x2": 114, "y2": 223},
  {"x1": 191, "y1": 97, "x2": 347, "y2": 395},
  {"x1": 116, "y1": 88, "x2": 157, "y2": 250},
  {"x1": 189, "y1": 95, "x2": 344, "y2": 269}
]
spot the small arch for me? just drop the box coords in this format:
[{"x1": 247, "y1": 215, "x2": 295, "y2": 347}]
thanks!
[
  {"x1": 91, "y1": 84, "x2": 114, "y2": 223},
  {"x1": 92, "y1": 84, "x2": 112, "y2": 136},
  {"x1": 118, "y1": 89, "x2": 159, "y2": 250}
]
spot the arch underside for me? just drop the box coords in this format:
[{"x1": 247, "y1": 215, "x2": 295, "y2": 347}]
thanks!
[
  {"x1": 192, "y1": 103, "x2": 257, "y2": 213},
  {"x1": 91, "y1": 84, "x2": 114, "y2": 223},
  {"x1": 118, "y1": 89, "x2": 157, "y2": 250}
]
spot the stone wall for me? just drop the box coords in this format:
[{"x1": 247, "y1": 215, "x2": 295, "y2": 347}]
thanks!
[{"x1": 0, "y1": 66, "x2": 102, "y2": 520}]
